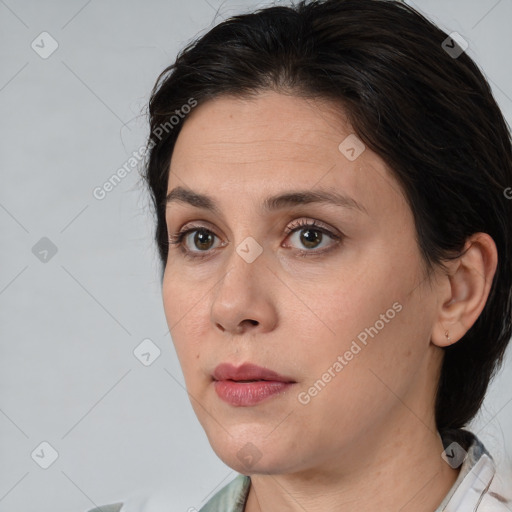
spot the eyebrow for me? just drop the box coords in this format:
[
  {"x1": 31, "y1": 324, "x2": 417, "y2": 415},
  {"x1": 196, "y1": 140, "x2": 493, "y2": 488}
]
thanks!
[{"x1": 165, "y1": 186, "x2": 368, "y2": 215}]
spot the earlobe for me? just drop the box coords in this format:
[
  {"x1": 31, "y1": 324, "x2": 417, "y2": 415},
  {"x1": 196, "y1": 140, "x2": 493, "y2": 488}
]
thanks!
[{"x1": 431, "y1": 233, "x2": 498, "y2": 348}]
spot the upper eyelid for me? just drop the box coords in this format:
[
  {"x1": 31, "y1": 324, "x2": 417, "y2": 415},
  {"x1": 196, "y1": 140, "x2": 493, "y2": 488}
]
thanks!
[
  {"x1": 175, "y1": 218, "x2": 337, "y2": 238},
  {"x1": 284, "y1": 218, "x2": 333, "y2": 233}
]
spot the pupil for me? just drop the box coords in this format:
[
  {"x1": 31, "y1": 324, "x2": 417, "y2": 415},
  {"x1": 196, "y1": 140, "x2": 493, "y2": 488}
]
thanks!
[
  {"x1": 301, "y1": 229, "x2": 321, "y2": 248},
  {"x1": 195, "y1": 230, "x2": 213, "y2": 250}
]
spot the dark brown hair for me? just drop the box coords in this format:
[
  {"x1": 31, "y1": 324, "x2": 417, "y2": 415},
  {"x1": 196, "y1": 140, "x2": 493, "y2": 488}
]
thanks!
[{"x1": 140, "y1": 0, "x2": 512, "y2": 431}]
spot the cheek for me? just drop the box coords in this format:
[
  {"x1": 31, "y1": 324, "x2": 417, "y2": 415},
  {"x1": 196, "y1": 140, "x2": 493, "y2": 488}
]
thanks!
[
  {"x1": 312, "y1": 263, "x2": 401, "y2": 346},
  {"x1": 162, "y1": 261, "x2": 202, "y2": 326},
  {"x1": 162, "y1": 269, "x2": 205, "y2": 368},
  {"x1": 321, "y1": 285, "x2": 433, "y2": 411},
  {"x1": 301, "y1": 241, "x2": 428, "y2": 376}
]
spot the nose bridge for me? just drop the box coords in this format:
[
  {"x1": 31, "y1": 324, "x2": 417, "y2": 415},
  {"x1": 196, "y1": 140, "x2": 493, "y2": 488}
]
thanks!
[
  {"x1": 209, "y1": 231, "x2": 270, "y2": 329},
  {"x1": 221, "y1": 233, "x2": 266, "y2": 293}
]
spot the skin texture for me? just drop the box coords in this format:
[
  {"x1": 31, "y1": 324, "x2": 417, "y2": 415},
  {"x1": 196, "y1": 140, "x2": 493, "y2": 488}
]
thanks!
[{"x1": 162, "y1": 91, "x2": 498, "y2": 512}]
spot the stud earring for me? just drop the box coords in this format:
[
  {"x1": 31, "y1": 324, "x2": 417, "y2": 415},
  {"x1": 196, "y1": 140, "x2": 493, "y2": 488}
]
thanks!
[{"x1": 445, "y1": 330, "x2": 451, "y2": 342}]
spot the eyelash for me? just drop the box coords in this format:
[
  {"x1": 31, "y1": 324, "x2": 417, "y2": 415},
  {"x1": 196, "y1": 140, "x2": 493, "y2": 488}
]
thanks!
[{"x1": 167, "y1": 218, "x2": 343, "y2": 261}]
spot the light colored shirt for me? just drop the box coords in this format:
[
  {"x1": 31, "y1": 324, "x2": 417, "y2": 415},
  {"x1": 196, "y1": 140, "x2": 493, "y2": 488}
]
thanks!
[{"x1": 86, "y1": 429, "x2": 511, "y2": 512}]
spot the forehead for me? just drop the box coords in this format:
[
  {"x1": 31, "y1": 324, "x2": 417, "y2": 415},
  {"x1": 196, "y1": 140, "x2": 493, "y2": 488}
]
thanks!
[
  {"x1": 171, "y1": 92, "x2": 349, "y2": 168},
  {"x1": 168, "y1": 91, "x2": 406, "y2": 219}
]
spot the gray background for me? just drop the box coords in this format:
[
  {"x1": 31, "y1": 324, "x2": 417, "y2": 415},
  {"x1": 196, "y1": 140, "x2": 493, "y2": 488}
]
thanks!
[{"x1": 1, "y1": 0, "x2": 511, "y2": 510}]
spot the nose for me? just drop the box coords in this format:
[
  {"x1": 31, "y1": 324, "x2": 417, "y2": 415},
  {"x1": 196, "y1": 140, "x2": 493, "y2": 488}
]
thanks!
[{"x1": 210, "y1": 240, "x2": 278, "y2": 336}]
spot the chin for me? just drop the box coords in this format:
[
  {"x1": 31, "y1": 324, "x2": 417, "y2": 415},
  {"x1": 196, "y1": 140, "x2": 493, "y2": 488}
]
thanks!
[
  {"x1": 219, "y1": 450, "x2": 294, "y2": 476},
  {"x1": 206, "y1": 428, "x2": 303, "y2": 475}
]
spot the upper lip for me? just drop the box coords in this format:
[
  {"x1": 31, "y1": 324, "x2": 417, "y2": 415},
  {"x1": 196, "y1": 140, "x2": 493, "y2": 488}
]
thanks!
[{"x1": 213, "y1": 362, "x2": 296, "y2": 383}]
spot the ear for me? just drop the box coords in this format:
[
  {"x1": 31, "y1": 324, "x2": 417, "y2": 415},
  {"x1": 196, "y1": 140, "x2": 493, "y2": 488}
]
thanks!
[{"x1": 431, "y1": 232, "x2": 498, "y2": 348}]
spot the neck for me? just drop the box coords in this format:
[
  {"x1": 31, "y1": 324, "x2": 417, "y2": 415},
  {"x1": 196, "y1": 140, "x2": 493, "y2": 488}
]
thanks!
[{"x1": 244, "y1": 419, "x2": 460, "y2": 512}]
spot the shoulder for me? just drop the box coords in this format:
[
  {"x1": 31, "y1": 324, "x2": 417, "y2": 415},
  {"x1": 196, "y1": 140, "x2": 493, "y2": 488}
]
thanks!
[
  {"x1": 85, "y1": 503, "x2": 124, "y2": 512},
  {"x1": 478, "y1": 491, "x2": 512, "y2": 512},
  {"x1": 198, "y1": 474, "x2": 251, "y2": 512},
  {"x1": 437, "y1": 429, "x2": 512, "y2": 512},
  {"x1": 481, "y1": 467, "x2": 512, "y2": 512}
]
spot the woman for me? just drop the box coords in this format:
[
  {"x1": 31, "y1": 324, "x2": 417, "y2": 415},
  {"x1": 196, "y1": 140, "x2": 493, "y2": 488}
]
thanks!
[{"x1": 89, "y1": 0, "x2": 512, "y2": 510}]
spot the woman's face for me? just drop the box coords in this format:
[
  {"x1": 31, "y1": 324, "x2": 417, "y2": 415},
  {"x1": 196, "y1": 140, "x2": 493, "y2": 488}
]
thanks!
[{"x1": 162, "y1": 91, "x2": 444, "y2": 475}]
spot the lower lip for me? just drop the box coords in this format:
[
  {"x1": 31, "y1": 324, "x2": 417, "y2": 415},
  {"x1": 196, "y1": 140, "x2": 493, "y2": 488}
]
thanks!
[{"x1": 213, "y1": 380, "x2": 294, "y2": 406}]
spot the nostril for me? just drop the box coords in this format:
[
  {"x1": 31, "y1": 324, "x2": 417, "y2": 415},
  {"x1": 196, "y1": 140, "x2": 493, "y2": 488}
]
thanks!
[{"x1": 235, "y1": 319, "x2": 259, "y2": 332}]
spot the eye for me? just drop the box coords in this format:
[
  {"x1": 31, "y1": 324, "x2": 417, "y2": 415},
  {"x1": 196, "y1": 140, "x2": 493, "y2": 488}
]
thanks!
[
  {"x1": 283, "y1": 218, "x2": 342, "y2": 255},
  {"x1": 168, "y1": 224, "x2": 224, "y2": 260},
  {"x1": 167, "y1": 218, "x2": 342, "y2": 260}
]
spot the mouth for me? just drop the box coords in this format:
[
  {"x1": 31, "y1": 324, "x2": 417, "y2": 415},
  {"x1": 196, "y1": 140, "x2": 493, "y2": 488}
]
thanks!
[
  {"x1": 212, "y1": 362, "x2": 296, "y2": 383},
  {"x1": 212, "y1": 362, "x2": 297, "y2": 406}
]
